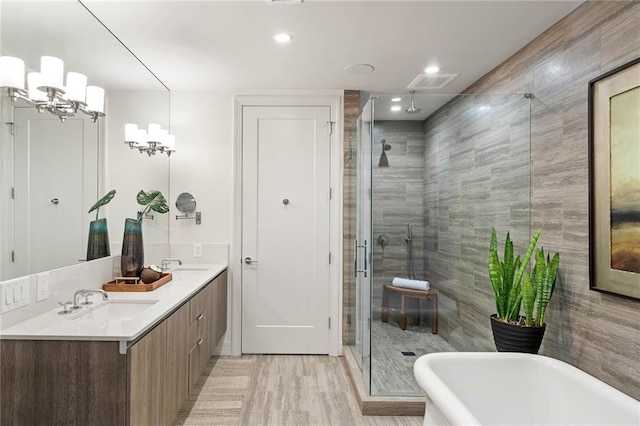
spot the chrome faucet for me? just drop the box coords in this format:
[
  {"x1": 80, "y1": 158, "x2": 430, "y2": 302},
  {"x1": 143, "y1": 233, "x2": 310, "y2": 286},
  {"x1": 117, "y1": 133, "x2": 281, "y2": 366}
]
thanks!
[
  {"x1": 160, "y1": 258, "x2": 182, "y2": 271},
  {"x1": 72, "y1": 289, "x2": 108, "y2": 309}
]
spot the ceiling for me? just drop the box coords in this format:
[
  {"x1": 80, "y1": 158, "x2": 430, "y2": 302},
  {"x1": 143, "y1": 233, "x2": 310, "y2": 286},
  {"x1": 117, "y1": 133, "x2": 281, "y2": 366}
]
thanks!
[{"x1": 3, "y1": 0, "x2": 584, "y2": 120}]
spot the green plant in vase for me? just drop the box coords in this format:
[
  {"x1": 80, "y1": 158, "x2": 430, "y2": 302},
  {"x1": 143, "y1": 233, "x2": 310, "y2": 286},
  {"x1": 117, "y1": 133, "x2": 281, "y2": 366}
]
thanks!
[
  {"x1": 488, "y1": 227, "x2": 560, "y2": 353},
  {"x1": 86, "y1": 189, "x2": 116, "y2": 261},
  {"x1": 121, "y1": 189, "x2": 169, "y2": 278}
]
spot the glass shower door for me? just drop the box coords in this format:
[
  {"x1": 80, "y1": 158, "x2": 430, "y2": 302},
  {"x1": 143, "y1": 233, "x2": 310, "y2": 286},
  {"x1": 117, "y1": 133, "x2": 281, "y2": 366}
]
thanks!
[{"x1": 353, "y1": 97, "x2": 374, "y2": 392}]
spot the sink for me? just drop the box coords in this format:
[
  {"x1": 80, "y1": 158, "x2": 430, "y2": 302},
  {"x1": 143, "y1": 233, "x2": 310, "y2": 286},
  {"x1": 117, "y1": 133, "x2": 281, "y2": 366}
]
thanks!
[
  {"x1": 173, "y1": 267, "x2": 209, "y2": 272},
  {"x1": 71, "y1": 300, "x2": 159, "y2": 321}
]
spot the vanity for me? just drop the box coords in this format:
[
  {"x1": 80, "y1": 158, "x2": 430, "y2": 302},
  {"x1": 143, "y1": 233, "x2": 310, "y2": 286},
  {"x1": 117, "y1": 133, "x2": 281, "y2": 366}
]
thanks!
[{"x1": 0, "y1": 264, "x2": 227, "y2": 426}]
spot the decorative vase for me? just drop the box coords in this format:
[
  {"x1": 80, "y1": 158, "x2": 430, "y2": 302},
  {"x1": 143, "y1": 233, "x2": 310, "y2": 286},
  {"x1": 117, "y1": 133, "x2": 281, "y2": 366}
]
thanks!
[
  {"x1": 86, "y1": 218, "x2": 110, "y2": 261},
  {"x1": 121, "y1": 218, "x2": 144, "y2": 277},
  {"x1": 490, "y1": 314, "x2": 546, "y2": 354}
]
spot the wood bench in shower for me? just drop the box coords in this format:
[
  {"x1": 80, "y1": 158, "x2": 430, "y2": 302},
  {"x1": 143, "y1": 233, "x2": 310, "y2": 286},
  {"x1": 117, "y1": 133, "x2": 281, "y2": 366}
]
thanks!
[{"x1": 381, "y1": 285, "x2": 438, "y2": 334}]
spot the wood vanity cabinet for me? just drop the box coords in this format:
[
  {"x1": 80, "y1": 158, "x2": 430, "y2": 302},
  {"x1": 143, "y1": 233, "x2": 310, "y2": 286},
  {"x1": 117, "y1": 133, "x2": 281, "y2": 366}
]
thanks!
[{"x1": 0, "y1": 269, "x2": 228, "y2": 426}]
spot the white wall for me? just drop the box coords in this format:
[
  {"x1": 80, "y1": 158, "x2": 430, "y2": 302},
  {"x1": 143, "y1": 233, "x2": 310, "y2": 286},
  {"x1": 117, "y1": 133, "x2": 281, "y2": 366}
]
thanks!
[{"x1": 169, "y1": 91, "x2": 235, "y2": 248}]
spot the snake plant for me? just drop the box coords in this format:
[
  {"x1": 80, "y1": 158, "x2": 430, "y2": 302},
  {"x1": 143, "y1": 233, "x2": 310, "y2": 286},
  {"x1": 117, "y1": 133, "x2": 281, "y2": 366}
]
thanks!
[
  {"x1": 522, "y1": 247, "x2": 560, "y2": 326},
  {"x1": 488, "y1": 228, "x2": 541, "y2": 323}
]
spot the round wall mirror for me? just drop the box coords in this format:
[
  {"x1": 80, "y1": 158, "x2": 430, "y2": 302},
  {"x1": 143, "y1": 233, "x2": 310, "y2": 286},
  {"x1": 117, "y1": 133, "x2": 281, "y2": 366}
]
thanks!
[{"x1": 176, "y1": 192, "x2": 197, "y2": 215}]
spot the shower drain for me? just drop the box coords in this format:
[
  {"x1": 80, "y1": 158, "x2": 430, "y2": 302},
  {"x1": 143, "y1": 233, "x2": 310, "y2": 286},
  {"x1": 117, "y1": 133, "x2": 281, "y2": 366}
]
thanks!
[{"x1": 401, "y1": 351, "x2": 417, "y2": 356}]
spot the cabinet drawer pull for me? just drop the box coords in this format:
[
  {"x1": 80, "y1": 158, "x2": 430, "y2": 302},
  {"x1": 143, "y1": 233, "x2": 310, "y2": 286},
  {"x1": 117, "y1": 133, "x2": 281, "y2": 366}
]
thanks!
[
  {"x1": 197, "y1": 338, "x2": 204, "y2": 346},
  {"x1": 197, "y1": 313, "x2": 204, "y2": 321}
]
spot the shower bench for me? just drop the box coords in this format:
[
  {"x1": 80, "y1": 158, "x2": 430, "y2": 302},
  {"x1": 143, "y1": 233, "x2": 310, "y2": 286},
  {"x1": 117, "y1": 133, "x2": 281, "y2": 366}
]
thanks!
[{"x1": 381, "y1": 285, "x2": 438, "y2": 334}]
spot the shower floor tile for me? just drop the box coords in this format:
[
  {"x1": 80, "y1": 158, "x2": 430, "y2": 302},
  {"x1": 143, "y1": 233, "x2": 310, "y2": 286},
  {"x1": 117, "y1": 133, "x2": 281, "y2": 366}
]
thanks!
[{"x1": 370, "y1": 320, "x2": 457, "y2": 396}]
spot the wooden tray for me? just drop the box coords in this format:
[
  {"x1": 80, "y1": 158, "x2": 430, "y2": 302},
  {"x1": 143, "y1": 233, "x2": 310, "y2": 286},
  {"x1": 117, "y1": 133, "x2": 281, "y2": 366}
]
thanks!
[{"x1": 102, "y1": 273, "x2": 172, "y2": 292}]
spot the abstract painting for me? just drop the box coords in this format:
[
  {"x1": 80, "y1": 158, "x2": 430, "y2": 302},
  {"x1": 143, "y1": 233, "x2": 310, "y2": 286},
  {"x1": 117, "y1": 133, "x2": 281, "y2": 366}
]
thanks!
[{"x1": 589, "y1": 57, "x2": 640, "y2": 300}]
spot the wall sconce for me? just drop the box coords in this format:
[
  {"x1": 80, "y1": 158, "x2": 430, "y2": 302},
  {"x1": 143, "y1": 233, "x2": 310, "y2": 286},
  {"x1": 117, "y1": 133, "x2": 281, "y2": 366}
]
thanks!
[
  {"x1": 124, "y1": 123, "x2": 176, "y2": 157},
  {"x1": 0, "y1": 55, "x2": 105, "y2": 123}
]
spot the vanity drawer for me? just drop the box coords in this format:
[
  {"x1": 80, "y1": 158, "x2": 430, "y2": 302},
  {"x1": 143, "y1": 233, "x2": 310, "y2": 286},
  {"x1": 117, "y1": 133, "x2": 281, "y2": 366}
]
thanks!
[
  {"x1": 188, "y1": 310, "x2": 206, "y2": 346},
  {"x1": 188, "y1": 334, "x2": 207, "y2": 391},
  {"x1": 189, "y1": 283, "x2": 210, "y2": 323}
]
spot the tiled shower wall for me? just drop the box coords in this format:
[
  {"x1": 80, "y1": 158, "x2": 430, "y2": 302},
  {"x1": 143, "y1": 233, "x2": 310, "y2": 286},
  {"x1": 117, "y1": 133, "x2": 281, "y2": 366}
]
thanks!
[
  {"x1": 342, "y1": 90, "x2": 359, "y2": 345},
  {"x1": 422, "y1": 94, "x2": 531, "y2": 351},
  {"x1": 371, "y1": 121, "x2": 426, "y2": 319},
  {"x1": 428, "y1": 1, "x2": 640, "y2": 399}
]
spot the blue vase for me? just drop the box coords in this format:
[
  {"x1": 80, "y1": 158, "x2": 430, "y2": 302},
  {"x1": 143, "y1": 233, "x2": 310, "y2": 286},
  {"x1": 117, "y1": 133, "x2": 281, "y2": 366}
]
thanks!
[
  {"x1": 121, "y1": 218, "x2": 144, "y2": 277},
  {"x1": 86, "y1": 218, "x2": 110, "y2": 261}
]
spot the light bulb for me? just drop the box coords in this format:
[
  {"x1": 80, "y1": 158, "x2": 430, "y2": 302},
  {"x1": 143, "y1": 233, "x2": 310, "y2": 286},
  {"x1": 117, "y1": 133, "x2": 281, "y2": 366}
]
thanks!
[
  {"x1": 0, "y1": 56, "x2": 25, "y2": 90},
  {"x1": 40, "y1": 56, "x2": 64, "y2": 90},
  {"x1": 27, "y1": 72, "x2": 47, "y2": 101},
  {"x1": 124, "y1": 123, "x2": 138, "y2": 142},
  {"x1": 65, "y1": 72, "x2": 87, "y2": 103},
  {"x1": 86, "y1": 86, "x2": 105, "y2": 113}
]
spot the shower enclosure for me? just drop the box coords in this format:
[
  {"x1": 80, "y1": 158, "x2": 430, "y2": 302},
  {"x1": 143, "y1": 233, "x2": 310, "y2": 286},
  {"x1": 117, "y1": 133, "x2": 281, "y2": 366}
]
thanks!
[{"x1": 349, "y1": 93, "x2": 532, "y2": 397}]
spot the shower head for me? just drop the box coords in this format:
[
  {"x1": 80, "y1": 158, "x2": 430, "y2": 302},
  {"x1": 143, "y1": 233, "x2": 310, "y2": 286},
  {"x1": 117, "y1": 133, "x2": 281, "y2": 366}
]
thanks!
[
  {"x1": 405, "y1": 91, "x2": 421, "y2": 114},
  {"x1": 378, "y1": 139, "x2": 391, "y2": 167}
]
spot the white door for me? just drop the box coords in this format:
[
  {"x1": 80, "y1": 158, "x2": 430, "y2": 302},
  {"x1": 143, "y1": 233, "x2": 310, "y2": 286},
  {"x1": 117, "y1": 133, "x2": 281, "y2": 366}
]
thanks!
[
  {"x1": 242, "y1": 106, "x2": 331, "y2": 354},
  {"x1": 13, "y1": 108, "x2": 98, "y2": 276}
]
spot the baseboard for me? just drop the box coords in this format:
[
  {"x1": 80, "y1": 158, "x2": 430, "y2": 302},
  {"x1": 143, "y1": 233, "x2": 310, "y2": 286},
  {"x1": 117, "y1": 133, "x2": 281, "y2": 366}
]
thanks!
[{"x1": 342, "y1": 346, "x2": 425, "y2": 416}]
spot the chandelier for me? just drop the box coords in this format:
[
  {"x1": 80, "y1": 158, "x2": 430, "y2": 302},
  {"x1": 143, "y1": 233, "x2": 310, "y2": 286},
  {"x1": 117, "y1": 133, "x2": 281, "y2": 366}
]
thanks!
[
  {"x1": 0, "y1": 55, "x2": 105, "y2": 123},
  {"x1": 124, "y1": 123, "x2": 176, "y2": 157}
]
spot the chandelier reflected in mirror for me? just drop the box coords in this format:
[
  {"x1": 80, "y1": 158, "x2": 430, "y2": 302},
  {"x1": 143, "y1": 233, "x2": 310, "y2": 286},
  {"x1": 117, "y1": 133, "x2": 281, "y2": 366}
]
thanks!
[
  {"x1": 0, "y1": 55, "x2": 105, "y2": 123},
  {"x1": 124, "y1": 123, "x2": 176, "y2": 157}
]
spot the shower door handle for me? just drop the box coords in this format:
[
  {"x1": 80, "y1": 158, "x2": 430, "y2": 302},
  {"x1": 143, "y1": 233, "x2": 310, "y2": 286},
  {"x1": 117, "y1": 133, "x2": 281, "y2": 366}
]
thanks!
[{"x1": 354, "y1": 240, "x2": 368, "y2": 278}]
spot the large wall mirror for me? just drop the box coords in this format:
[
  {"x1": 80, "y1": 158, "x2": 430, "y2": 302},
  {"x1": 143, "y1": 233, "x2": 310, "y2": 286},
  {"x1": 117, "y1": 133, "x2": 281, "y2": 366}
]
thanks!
[{"x1": 0, "y1": 0, "x2": 170, "y2": 280}]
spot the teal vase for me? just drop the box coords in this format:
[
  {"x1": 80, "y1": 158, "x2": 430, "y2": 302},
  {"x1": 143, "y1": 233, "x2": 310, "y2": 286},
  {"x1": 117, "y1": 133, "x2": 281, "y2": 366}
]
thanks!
[
  {"x1": 121, "y1": 218, "x2": 144, "y2": 277},
  {"x1": 86, "y1": 218, "x2": 110, "y2": 261}
]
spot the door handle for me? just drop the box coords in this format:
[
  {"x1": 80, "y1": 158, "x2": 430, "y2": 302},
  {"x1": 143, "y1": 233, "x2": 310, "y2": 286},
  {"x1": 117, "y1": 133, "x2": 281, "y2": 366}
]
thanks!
[{"x1": 244, "y1": 257, "x2": 258, "y2": 265}]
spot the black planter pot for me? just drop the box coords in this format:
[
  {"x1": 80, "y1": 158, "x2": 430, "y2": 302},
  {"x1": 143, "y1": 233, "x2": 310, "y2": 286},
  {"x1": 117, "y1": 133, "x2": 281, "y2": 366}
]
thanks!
[{"x1": 490, "y1": 314, "x2": 546, "y2": 354}]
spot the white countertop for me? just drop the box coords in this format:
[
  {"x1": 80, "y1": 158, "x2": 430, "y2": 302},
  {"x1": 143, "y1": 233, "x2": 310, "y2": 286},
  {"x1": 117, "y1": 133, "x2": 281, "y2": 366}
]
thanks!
[{"x1": 0, "y1": 264, "x2": 227, "y2": 347}]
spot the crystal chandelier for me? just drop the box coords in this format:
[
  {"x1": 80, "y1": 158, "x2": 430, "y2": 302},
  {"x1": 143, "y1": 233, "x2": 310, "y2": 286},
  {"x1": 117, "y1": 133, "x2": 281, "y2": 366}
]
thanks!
[
  {"x1": 0, "y1": 56, "x2": 105, "y2": 123},
  {"x1": 124, "y1": 123, "x2": 176, "y2": 157}
]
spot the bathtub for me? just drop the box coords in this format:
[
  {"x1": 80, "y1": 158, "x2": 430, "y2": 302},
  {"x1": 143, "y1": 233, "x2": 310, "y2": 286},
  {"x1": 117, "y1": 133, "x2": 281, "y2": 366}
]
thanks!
[{"x1": 414, "y1": 352, "x2": 640, "y2": 426}]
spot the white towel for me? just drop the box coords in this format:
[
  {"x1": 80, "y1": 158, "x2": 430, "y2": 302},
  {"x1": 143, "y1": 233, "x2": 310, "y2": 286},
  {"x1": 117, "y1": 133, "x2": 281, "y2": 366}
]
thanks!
[{"x1": 392, "y1": 277, "x2": 430, "y2": 291}]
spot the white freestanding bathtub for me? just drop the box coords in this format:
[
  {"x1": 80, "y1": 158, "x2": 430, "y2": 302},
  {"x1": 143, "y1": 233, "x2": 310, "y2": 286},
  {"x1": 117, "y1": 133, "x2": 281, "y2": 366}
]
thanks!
[{"x1": 414, "y1": 352, "x2": 640, "y2": 426}]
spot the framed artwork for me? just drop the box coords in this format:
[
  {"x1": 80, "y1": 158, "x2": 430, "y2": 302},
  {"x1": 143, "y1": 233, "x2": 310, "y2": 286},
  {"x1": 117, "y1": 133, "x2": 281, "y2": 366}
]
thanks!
[{"x1": 589, "y1": 57, "x2": 640, "y2": 300}]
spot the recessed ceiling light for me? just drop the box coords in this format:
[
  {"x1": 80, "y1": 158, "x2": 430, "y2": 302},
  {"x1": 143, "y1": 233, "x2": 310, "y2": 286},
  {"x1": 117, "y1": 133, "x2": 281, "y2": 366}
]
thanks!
[
  {"x1": 424, "y1": 66, "x2": 440, "y2": 74},
  {"x1": 391, "y1": 105, "x2": 401, "y2": 112},
  {"x1": 391, "y1": 97, "x2": 402, "y2": 102},
  {"x1": 274, "y1": 33, "x2": 293, "y2": 43}
]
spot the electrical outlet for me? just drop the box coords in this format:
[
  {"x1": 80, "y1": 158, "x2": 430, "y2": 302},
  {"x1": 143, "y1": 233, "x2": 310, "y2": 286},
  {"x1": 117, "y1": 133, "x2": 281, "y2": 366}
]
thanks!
[
  {"x1": 36, "y1": 272, "x2": 49, "y2": 302},
  {"x1": 193, "y1": 243, "x2": 203, "y2": 258}
]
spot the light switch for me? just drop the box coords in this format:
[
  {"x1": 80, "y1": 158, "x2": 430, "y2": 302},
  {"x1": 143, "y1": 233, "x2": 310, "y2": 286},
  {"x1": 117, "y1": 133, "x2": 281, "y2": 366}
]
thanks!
[
  {"x1": 4, "y1": 285, "x2": 11, "y2": 305},
  {"x1": 13, "y1": 285, "x2": 19, "y2": 303}
]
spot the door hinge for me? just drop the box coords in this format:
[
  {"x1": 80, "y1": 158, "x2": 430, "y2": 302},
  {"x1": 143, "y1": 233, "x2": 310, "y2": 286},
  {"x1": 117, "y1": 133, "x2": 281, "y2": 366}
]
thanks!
[
  {"x1": 329, "y1": 252, "x2": 332, "y2": 264},
  {"x1": 10, "y1": 187, "x2": 15, "y2": 200},
  {"x1": 329, "y1": 187, "x2": 332, "y2": 199},
  {"x1": 6, "y1": 122, "x2": 14, "y2": 136},
  {"x1": 327, "y1": 121, "x2": 335, "y2": 135},
  {"x1": 328, "y1": 317, "x2": 331, "y2": 329},
  {"x1": 11, "y1": 251, "x2": 15, "y2": 263}
]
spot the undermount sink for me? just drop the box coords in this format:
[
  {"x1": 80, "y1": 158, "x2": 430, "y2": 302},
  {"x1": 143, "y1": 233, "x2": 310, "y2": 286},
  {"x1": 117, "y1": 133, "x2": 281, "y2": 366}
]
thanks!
[
  {"x1": 71, "y1": 300, "x2": 159, "y2": 321},
  {"x1": 172, "y1": 267, "x2": 209, "y2": 272}
]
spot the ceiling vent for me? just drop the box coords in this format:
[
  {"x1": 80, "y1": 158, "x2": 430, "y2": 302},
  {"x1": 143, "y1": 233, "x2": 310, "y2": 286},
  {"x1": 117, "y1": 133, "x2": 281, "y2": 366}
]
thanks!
[{"x1": 407, "y1": 73, "x2": 459, "y2": 90}]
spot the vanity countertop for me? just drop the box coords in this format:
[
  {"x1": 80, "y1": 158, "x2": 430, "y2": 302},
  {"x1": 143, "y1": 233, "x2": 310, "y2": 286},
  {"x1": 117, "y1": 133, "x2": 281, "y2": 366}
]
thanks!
[{"x1": 0, "y1": 264, "x2": 227, "y2": 345}]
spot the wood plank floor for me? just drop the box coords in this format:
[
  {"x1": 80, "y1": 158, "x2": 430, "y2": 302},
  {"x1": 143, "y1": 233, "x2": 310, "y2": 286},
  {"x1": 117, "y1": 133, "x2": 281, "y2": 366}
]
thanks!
[{"x1": 177, "y1": 355, "x2": 423, "y2": 425}]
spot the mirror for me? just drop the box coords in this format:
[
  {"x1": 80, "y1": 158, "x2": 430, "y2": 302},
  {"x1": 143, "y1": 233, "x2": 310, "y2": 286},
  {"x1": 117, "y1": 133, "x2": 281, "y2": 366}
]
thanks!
[
  {"x1": 0, "y1": 1, "x2": 170, "y2": 280},
  {"x1": 176, "y1": 193, "x2": 197, "y2": 215}
]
